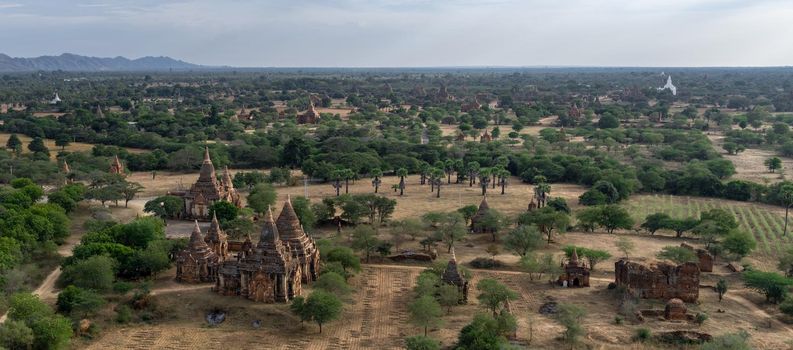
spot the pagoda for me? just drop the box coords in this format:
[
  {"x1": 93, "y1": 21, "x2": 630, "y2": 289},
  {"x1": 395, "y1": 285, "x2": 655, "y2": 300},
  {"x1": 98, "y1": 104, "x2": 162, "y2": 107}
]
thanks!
[
  {"x1": 174, "y1": 147, "x2": 241, "y2": 220},
  {"x1": 470, "y1": 195, "x2": 492, "y2": 233},
  {"x1": 109, "y1": 155, "x2": 124, "y2": 175},
  {"x1": 175, "y1": 221, "x2": 220, "y2": 283},
  {"x1": 276, "y1": 195, "x2": 321, "y2": 282},
  {"x1": 441, "y1": 249, "x2": 469, "y2": 303},
  {"x1": 204, "y1": 213, "x2": 229, "y2": 261},
  {"x1": 216, "y1": 206, "x2": 302, "y2": 303},
  {"x1": 297, "y1": 102, "x2": 320, "y2": 124}
]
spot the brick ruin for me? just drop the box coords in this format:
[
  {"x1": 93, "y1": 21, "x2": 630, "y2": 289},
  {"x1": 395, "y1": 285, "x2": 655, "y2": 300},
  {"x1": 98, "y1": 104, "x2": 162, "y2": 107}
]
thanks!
[
  {"x1": 614, "y1": 259, "x2": 700, "y2": 303},
  {"x1": 680, "y1": 243, "x2": 713, "y2": 272}
]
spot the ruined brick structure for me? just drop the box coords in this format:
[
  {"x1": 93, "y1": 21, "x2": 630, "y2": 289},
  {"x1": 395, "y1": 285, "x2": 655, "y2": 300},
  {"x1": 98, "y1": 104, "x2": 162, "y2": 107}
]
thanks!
[
  {"x1": 175, "y1": 221, "x2": 220, "y2": 283},
  {"x1": 664, "y1": 298, "x2": 687, "y2": 320},
  {"x1": 680, "y1": 243, "x2": 713, "y2": 272},
  {"x1": 171, "y1": 147, "x2": 241, "y2": 220},
  {"x1": 470, "y1": 196, "x2": 492, "y2": 233},
  {"x1": 297, "y1": 102, "x2": 320, "y2": 124},
  {"x1": 614, "y1": 259, "x2": 700, "y2": 303},
  {"x1": 441, "y1": 250, "x2": 469, "y2": 303},
  {"x1": 479, "y1": 129, "x2": 492, "y2": 143},
  {"x1": 216, "y1": 207, "x2": 302, "y2": 303}
]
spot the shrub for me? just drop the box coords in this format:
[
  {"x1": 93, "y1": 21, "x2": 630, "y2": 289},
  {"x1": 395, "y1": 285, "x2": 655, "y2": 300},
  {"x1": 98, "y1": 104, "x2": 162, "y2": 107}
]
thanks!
[
  {"x1": 115, "y1": 305, "x2": 133, "y2": 324},
  {"x1": 469, "y1": 257, "x2": 505, "y2": 269},
  {"x1": 695, "y1": 312, "x2": 709, "y2": 325},
  {"x1": 634, "y1": 327, "x2": 651, "y2": 342}
]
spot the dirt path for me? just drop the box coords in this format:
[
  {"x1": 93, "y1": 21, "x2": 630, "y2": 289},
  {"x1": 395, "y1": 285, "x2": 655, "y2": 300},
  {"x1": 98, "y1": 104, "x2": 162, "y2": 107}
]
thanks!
[{"x1": 723, "y1": 292, "x2": 793, "y2": 336}]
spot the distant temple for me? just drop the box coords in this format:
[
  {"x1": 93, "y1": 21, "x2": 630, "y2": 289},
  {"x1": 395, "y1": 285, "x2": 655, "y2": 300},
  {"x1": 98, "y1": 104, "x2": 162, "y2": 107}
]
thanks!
[
  {"x1": 95, "y1": 105, "x2": 105, "y2": 118},
  {"x1": 658, "y1": 75, "x2": 677, "y2": 96},
  {"x1": 170, "y1": 147, "x2": 241, "y2": 220},
  {"x1": 297, "y1": 102, "x2": 321, "y2": 124},
  {"x1": 49, "y1": 93, "x2": 61, "y2": 105},
  {"x1": 470, "y1": 196, "x2": 493, "y2": 233},
  {"x1": 109, "y1": 155, "x2": 125, "y2": 176},
  {"x1": 479, "y1": 129, "x2": 492, "y2": 143}
]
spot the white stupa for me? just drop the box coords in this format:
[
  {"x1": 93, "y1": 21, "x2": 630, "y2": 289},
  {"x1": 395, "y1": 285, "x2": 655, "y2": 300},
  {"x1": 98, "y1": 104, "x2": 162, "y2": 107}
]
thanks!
[
  {"x1": 658, "y1": 76, "x2": 677, "y2": 96},
  {"x1": 49, "y1": 92, "x2": 62, "y2": 105}
]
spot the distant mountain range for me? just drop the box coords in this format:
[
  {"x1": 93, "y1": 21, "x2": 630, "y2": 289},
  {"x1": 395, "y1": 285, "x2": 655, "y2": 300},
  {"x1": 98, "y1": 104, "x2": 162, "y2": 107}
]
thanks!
[{"x1": 0, "y1": 53, "x2": 202, "y2": 72}]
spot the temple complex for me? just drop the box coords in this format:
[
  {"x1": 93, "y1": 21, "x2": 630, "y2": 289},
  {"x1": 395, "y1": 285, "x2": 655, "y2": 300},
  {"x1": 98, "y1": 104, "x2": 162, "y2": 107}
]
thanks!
[
  {"x1": 557, "y1": 248, "x2": 590, "y2": 287},
  {"x1": 470, "y1": 196, "x2": 492, "y2": 233},
  {"x1": 216, "y1": 207, "x2": 302, "y2": 303},
  {"x1": 297, "y1": 102, "x2": 321, "y2": 124},
  {"x1": 109, "y1": 155, "x2": 124, "y2": 175},
  {"x1": 171, "y1": 147, "x2": 242, "y2": 220},
  {"x1": 614, "y1": 259, "x2": 700, "y2": 303},
  {"x1": 175, "y1": 221, "x2": 220, "y2": 283},
  {"x1": 441, "y1": 250, "x2": 469, "y2": 303},
  {"x1": 276, "y1": 195, "x2": 321, "y2": 282}
]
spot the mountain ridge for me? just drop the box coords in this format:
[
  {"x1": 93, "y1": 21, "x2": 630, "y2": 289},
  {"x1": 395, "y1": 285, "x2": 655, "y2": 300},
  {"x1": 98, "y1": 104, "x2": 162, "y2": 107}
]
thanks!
[{"x1": 0, "y1": 53, "x2": 202, "y2": 72}]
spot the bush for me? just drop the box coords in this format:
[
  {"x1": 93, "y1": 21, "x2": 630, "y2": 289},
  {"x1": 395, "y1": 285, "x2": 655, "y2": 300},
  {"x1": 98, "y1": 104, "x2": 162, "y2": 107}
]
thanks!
[
  {"x1": 614, "y1": 315, "x2": 623, "y2": 325},
  {"x1": 779, "y1": 298, "x2": 793, "y2": 317},
  {"x1": 115, "y1": 305, "x2": 133, "y2": 324},
  {"x1": 405, "y1": 335, "x2": 441, "y2": 350},
  {"x1": 695, "y1": 312, "x2": 709, "y2": 325},
  {"x1": 56, "y1": 285, "x2": 105, "y2": 318},
  {"x1": 469, "y1": 257, "x2": 505, "y2": 269},
  {"x1": 634, "y1": 327, "x2": 651, "y2": 342},
  {"x1": 59, "y1": 255, "x2": 117, "y2": 292}
]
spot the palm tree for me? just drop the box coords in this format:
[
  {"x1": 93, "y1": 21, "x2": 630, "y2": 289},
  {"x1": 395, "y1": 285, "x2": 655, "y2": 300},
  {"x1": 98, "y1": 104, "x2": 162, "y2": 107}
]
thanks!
[
  {"x1": 371, "y1": 168, "x2": 383, "y2": 193},
  {"x1": 396, "y1": 168, "x2": 408, "y2": 196},
  {"x1": 444, "y1": 159, "x2": 455, "y2": 184},
  {"x1": 533, "y1": 175, "x2": 550, "y2": 208},
  {"x1": 497, "y1": 169, "x2": 510, "y2": 194},
  {"x1": 430, "y1": 168, "x2": 444, "y2": 198},
  {"x1": 466, "y1": 161, "x2": 480, "y2": 187},
  {"x1": 418, "y1": 162, "x2": 431, "y2": 185},
  {"x1": 342, "y1": 169, "x2": 355, "y2": 194},
  {"x1": 453, "y1": 159, "x2": 465, "y2": 184},
  {"x1": 780, "y1": 184, "x2": 793, "y2": 236},
  {"x1": 478, "y1": 167, "x2": 492, "y2": 196},
  {"x1": 330, "y1": 169, "x2": 343, "y2": 196}
]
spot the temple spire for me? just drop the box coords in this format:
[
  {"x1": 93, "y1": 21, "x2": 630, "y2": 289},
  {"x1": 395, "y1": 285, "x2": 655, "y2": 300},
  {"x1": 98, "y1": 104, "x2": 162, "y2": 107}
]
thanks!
[
  {"x1": 189, "y1": 220, "x2": 209, "y2": 249},
  {"x1": 259, "y1": 205, "x2": 280, "y2": 245},
  {"x1": 203, "y1": 146, "x2": 211, "y2": 163},
  {"x1": 571, "y1": 247, "x2": 579, "y2": 266}
]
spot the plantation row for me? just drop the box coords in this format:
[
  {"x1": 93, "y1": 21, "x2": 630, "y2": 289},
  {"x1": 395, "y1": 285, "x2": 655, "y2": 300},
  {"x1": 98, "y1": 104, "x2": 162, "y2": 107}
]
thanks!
[{"x1": 625, "y1": 194, "x2": 793, "y2": 260}]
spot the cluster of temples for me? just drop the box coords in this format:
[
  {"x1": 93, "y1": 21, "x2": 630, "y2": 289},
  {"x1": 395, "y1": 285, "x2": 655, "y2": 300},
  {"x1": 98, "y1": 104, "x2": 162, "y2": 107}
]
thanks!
[
  {"x1": 170, "y1": 147, "x2": 242, "y2": 220},
  {"x1": 174, "y1": 197, "x2": 320, "y2": 304}
]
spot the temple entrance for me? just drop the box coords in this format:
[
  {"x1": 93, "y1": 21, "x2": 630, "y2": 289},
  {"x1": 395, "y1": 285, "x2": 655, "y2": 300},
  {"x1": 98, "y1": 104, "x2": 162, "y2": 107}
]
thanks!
[{"x1": 573, "y1": 278, "x2": 580, "y2": 287}]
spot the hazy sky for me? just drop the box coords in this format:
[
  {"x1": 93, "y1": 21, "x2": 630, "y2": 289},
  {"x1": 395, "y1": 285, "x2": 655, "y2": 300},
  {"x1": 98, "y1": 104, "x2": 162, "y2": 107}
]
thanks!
[{"x1": 2, "y1": 0, "x2": 792, "y2": 67}]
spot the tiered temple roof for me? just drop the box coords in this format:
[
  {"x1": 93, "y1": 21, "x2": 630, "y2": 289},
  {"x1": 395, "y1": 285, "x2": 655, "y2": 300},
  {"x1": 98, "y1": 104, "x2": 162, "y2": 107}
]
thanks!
[
  {"x1": 175, "y1": 221, "x2": 219, "y2": 283},
  {"x1": 276, "y1": 195, "x2": 320, "y2": 282},
  {"x1": 109, "y1": 155, "x2": 124, "y2": 175},
  {"x1": 205, "y1": 213, "x2": 228, "y2": 260},
  {"x1": 441, "y1": 249, "x2": 469, "y2": 303},
  {"x1": 297, "y1": 102, "x2": 321, "y2": 124}
]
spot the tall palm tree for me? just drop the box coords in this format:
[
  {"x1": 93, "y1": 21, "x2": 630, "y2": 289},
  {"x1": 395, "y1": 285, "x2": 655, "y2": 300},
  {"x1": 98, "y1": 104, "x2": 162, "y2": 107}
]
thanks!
[
  {"x1": 371, "y1": 168, "x2": 383, "y2": 193},
  {"x1": 430, "y1": 168, "x2": 445, "y2": 198},
  {"x1": 466, "y1": 161, "x2": 480, "y2": 187},
  {"x1": 396, "y1": 168, "x2": 408, "y2": 196},
  {"x1": 478, "y1": 167, "x2": 492, "y2": 196}
]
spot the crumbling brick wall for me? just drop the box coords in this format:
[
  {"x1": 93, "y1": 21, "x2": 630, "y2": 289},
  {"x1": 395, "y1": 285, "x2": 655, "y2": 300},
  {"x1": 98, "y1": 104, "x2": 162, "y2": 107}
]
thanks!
[{"x1": 614, "y1": 260, "x2": 700, "y2": 302}]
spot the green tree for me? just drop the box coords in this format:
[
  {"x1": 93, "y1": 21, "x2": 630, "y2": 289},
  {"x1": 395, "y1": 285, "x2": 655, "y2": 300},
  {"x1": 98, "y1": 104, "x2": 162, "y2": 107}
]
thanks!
[
  {"x1": 303, "y1": 290, "x2": 343, "y2": 333},
  {"x1": 615, "y1": 237, "x2": 635, "y2": 259},
  {"x1": 56, "y1": 285, "x2": 105, "y2": 318},
  {"x1": 562, "y1": 246, "x2": 611, "y2": 271},
  {"x1": 503, "y1": 225, "x2": 543, "y2": 257},
  {"x1": 743, "y1": 270, "x2": 793, "y2": 304},
  {"x1": 598, "y1": 205, "x2": 634, "y2": 234},
  {"x1": 777, "y1": 183, "x2": 793, "y2": 236},
  {"x1": 120, "y1": 180, "x2": 144, "y2": 208},
  {"x1": 433, "y1": 212, "x2": 467, "y2": 253},
  {"x1": 779, "y1": 245, "x2": 793, "y2": 277},
  {"x1": 716, "y1": 279, "x2": 728, "y2": 302},
  {"x1": 555, "y1": 303, "x2": 587, "y2": 349},
  {"x1": 765, "y1": 157, "x2": 783, "y2": 173},
  {"x1": 247, "y1": 183, "x2": 277, "y2": 214},
  {"x1": 517, "y1": 207, "x2": 570, "y2": 244},
  {"x1": 641, "y1": 213, "x2": 672, "y2": 235},
  {"x1": 59, "y1": 255, "x2": 116, "y2": 292},
  {"x1": 209, "y1": 201, "x2": 239, "y2": 224},
  {"x1": 351, "y1": 225, "x2": 381, "y2": 262},
  {"x1": 456, "y1": 314, "x2": 509, "y2": 350},
  {"x1": 6, "y1": 133, "x2": 22, "y2": 154},
  {"x1": 722, "y1": 230, "x2": 757, "y2": 259},
  {"x1": 292, "y1": 196, "x2": 317, "y2": 231},
  {"x1": 0, "y1": 320, "x2": 34, "y2": 350},
  {"x1": 457, "y1": 205, "x2": 478, "y2": 226},
  {"x1": 27, "y1": 137, "x2": 49, "y2": 156},
  {"x1": 476, "y1": 278, "x2": 518, "y2": 316},
  {"x1": 325, "y1": 247, "x2": 361, "y2": 275},
  {"x1": 475, "y1": 209, "x2": 506, "y2": 242},
  {"x1": 405, "y1": 335, "x2": 441, "y2": 350},
  {"x1": 656, "y1": 246, "x2": 697, "y2": 264},
  {"x1": 438, "y1": 284, "x2": 460, "y2": 314},
  {"x1": 143, "y1": 195, "x2": 184, "y2": 219},
  {"x1": 314, "y1": 271, "x2": 352, "y2": 297},
  {"x1": 397, "y1": 168, "x2": 408, "y2": 196},
  {"x1": 409, "y1": 294, "x2": 444, "y2": 336}
]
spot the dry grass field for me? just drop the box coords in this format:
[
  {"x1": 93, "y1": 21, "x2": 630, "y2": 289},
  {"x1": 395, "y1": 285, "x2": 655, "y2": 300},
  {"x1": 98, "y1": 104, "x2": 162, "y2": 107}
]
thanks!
[{"x1": 707, "y1": 133, "x2": 793, "y2": 184}]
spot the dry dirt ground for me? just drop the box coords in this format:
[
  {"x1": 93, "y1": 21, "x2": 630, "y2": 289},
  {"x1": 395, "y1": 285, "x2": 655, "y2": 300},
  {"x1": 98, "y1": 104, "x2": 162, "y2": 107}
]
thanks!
[
  {"x1": 0, "y1": 132, "x2": 146, "y2": 159},
  {"x1": 75, "y1": 171, "x2": 793, "y2": 349},
  {"x1": 707, "y1": 133, "x2": 793, "y2": 184}
]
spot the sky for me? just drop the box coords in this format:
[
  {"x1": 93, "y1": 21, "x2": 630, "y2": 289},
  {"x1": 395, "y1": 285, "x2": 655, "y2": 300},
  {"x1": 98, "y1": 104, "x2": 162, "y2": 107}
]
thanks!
[{"x1": 1, "y1": 0, "x2": 792, "y2": 67}]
